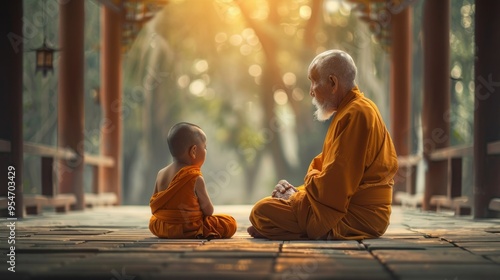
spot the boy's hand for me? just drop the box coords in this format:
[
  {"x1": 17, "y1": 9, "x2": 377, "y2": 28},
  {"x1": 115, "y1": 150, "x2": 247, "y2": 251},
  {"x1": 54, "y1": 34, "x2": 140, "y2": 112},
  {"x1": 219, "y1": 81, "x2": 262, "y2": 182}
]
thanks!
[{"x1": 272, "y1": 180, "x2": 297, "y2": 200}]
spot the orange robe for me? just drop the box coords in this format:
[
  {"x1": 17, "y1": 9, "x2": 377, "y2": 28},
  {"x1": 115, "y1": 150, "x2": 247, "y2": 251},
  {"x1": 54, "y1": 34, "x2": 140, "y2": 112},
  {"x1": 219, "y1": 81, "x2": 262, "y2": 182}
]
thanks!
[
  {"x1": 250, "y1": 87, "x2": 398, "y2": 240},
  {"x1": 149, "y1": 166, "x2": 237, "y2": 239}
]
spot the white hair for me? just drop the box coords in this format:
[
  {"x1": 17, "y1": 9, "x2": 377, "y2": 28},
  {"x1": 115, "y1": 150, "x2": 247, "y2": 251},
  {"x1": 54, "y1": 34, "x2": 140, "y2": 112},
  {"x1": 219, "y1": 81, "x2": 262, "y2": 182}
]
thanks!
[{"x1": 309, "y1": 50, "x2": 357, "y2": 90}]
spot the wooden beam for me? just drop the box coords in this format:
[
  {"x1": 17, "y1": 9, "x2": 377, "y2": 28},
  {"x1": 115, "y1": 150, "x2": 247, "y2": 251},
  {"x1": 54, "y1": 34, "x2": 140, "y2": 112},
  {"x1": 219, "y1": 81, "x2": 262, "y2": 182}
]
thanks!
[
  {"x1": 84, "y1": 153, "x2": 114, "y2": 167},
  {"x1": 430, "y1": 144, "x2": 473, "y2": 161},
  {"x1": 100, "y1": 5, "x2": 123, "y2": 204},
  {"x1": 489, "y1": 198, "x2": 500, "y2": 212},
  {"x1": 390, "y1": 6, "x2": 413, "y2": 197},
  {"x1": 58, "y1": 0, "x2": 85, "y2": 210},
  {"x1": 422, "y1": 0, "x2": 451, "y2": 210},
  {"x1": 449, "y1": 157, "x2": 462, "y2": 198},
  {"x1": 397, "y1": 154, "x2": 422, "y2": 167},
  {"x1": 0, "y1": 139, "x2": 11, "y2": 152},
  {"x1": 0, "y1": 0, "x2": 24, "y2": 218},
  {"x1": 24, "y1": 141, "x2": 76, "y2": 160},
  {"x1": 474, "y1": 0, "x2": 500, "y2": 218},
  {"x1": 487, "y1": 140, "x2": 500, "y2": 155}
]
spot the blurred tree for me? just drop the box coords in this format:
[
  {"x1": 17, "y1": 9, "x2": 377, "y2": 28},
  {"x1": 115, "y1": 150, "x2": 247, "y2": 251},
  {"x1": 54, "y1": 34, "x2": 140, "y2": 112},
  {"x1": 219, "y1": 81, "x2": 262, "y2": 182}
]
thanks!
[
  {"x1": 121, "y1": 0, "x2": 392, "y2": 203},
  {"x1": 23, "y1": 0, "x2": 479, "y2": 205}
]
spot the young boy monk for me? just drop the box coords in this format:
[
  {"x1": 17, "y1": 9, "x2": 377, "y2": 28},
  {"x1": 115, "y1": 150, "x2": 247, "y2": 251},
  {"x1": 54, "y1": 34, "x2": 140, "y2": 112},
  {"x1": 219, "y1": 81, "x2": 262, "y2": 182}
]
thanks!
[{"x1": 149, "y1": 122, "x2": 237, "y2": 239}]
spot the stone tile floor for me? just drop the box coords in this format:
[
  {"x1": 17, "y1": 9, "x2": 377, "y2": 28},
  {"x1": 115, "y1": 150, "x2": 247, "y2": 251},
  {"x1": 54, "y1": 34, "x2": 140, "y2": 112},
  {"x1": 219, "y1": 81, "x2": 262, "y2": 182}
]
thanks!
[{"x1": 1, "y1": 205, "x2": 500, "y2": 279}]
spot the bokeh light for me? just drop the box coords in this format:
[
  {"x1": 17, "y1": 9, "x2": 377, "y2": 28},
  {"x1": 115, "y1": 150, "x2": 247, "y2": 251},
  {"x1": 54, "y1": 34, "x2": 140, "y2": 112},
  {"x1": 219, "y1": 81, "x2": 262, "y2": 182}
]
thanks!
[
  {"x1": 248, "y1": 64, "x2": 262, "y2": 77},
  {"x1": 282, "y1": 72, "x2": 296, "y2": 87},
  {"x1": 189, "y1": 79, "x2": 206, "y2": 96},
  {"x1": 273, "y1": 89, "x2": 288, "y2": 105}
]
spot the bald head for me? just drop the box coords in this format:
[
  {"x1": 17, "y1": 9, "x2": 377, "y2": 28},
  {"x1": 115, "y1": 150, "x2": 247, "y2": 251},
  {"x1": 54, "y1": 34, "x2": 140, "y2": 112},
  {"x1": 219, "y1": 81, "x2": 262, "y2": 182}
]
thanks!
[
  {"x1": 309, "y1": 50, "x2": 357, "y2": 91},
  {"x1": 167, "y1": 122, "x2": 206, "y2": 159}
]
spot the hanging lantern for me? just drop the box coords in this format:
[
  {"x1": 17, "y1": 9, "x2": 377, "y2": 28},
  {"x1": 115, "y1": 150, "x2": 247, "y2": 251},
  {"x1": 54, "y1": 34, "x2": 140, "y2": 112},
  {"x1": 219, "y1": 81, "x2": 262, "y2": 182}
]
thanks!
[{"x1": 33, "y1": 38, "x2": 57, "y2": 77}]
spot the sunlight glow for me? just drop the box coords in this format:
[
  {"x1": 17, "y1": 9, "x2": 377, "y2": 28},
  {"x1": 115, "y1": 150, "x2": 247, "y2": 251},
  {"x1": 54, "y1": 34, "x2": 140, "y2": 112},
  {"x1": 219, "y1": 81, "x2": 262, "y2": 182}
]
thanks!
[
  {"x1": 339, "y1": 2, "x2": 351, "y2": 16},
  {"x1": 337, "y1": 16, "x2": 348, "y2": 27},
  {"x1": 461, "y1": 16, "x2": 472, "y2": 28},
  {"x1": 229, "y1": 34, "x2": 243, "y2": 46},
  {"x1": 189, "y1": 79, "x2": 206, "y2": 96},
  {"x1": 316, "y1": 32, "x2": 327, "y2": 43},
  {"x1": 248, "y1": 64, "x2": 262, "y2": 77},
  {"x1": 451, "y1": 64, "x2": 462, "y2": 79},
  {"x1": 240, "y1": 44, "x2": 252, "y2": 56},
  {"x1": 149, "y1": 33, "x2": 158, "y2": 48},
  {"x1": 242, "y1": 28, "x2": 255, "y2": 38},
  {"x1": 254, "y1": 76, "x2": 261, "y2": 85},
  {"x1": 469, "y1": 81, "x2": 475, "y2": 93},
  {"x1": 292, "y1": 88, "x2": 305, "y2": 101},
  {"x1": 215, "y1": 32, "x2": 228, "y2": 43},
  {"x1": 227, "y1": 6, "x2": 241, "y2": 18},
  {"x1": 243, "y1": 28, "x2": 260, "y2": 47},
  {"x1": 455, "y1": 81, "x2": 464, "y2": 94},
  {"x1": 283, "y1": 72, "x2": 296, "y2": 87},
  {"x1": 204, "y1": 88, "x2": 215, "y2": 100},
  {"x1": 346, "y1": 31, "x2": 353, "y2": 42},
  {"x1": 246, "y1": 34, "x2": 259, "y2": 46},
  {"x1": 461, "y1": 4, "x2": 472, "y2": 16},
  {"x1": 460, "y1": 3, "x2": 473, "y2": 29},
  {"x1": 278, "y1": 5, "x2": 289, "y2": 17},
  {"x1": 299, "y1": 5, "x2": 312, "y2": 20},
  {"x1": 283, "y1": 24, "x2": 297, "y2": 36},
  {"x1": 324, "y1": 0, "x2": 340, "y2": 13},
  {"x1": 177, "y1": 75, "x2": 190, "y2": 89},
  {"x1": 273, "y1": 89, "x2": 288, "y2": 105},
  {"x1": 250, "y1": 3, "x2": 268, "y2": 20},
  {"x1": 194, "y1": 60, "x2": 209, "y2": 73}
]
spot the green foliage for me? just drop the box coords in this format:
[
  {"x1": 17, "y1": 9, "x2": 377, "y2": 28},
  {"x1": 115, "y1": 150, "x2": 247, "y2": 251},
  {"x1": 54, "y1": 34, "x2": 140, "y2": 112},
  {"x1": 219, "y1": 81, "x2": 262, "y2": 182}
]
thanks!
[{"x1": 449, "y1": 0, "x2": 475, "y2": 145}]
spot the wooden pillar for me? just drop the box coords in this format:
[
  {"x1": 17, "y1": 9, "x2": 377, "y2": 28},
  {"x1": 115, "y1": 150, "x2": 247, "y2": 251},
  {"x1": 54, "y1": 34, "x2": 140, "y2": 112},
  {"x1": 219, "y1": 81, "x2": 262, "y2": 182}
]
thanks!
[
  {"x1": 422, "y1": 0, "x2": 450, "y2": 210},
  {"x1": 99, "y1": 5, "x2": 122, "y2": 204},
  {"x1": 474, "y1": 0, "x2": 500, "y2": 218},
  {"x1": 390, "y1": 6, "x2": 413, "y2": 195},
  {"x1": 0, "y1": 1, "x2": 24, "y2": 217},
  {"x1": 58, "y1": 0, "x2": 85, "y2": 210}
]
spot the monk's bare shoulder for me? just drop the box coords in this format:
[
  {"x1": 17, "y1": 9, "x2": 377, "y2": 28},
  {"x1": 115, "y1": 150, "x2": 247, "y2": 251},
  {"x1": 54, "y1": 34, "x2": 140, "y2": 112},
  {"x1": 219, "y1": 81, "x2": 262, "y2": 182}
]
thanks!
[{"x1": 155, "y1": 164, "x2": 177, "y2": 192}]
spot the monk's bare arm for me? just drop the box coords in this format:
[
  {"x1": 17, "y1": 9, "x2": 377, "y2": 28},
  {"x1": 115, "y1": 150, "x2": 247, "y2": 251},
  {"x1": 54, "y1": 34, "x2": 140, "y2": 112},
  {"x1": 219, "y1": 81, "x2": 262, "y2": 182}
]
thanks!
[{"x1": 194, "y1": 176, "x2": 214, "y2": 216}]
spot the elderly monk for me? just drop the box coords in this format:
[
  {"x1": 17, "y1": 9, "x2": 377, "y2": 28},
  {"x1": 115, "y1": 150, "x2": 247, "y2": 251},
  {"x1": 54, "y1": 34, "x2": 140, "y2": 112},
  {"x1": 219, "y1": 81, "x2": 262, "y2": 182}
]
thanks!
[
  {"x1": 149, "y1": 122, "x2": 237, "y2": 239},
  {"x1": 248, "y1": 50, "x2": 398, "y2": 240}
]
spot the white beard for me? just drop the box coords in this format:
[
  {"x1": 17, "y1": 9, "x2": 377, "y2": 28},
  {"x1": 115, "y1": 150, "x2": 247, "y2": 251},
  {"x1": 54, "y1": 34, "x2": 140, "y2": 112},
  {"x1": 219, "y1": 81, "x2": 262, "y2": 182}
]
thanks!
[{"x1": 312, "y1": 97, "x2": 335, "y2": 122}]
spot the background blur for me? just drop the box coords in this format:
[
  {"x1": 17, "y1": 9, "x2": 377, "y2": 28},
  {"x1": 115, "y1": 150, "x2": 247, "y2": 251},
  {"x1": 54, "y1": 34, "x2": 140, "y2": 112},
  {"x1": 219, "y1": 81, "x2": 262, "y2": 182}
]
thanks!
[{"x1": 21, "y1": 0, "x2": 475, "y2": 205}]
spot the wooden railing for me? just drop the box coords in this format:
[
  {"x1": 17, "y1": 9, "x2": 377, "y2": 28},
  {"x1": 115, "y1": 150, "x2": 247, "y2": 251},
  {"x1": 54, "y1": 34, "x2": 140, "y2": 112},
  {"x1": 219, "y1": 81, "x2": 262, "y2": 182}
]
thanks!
[
  {"x1": 428, "y1": 144, "x2": 473, "y2": 215},
  {"x1": 395, "y1": 154, "x2": 423, "y2": 208},
  {"x1": 0, "y1": 139, "x2": 116, "y2": 215},
  {"x1": 487, "y1": 141, "x2": 500, "y2": 212},
  {"x1": 425, "y1": 140, "x2": 500, "y2": 215},
  {"x1": 395, "y1": 140, "x2": 500, "y2": 215}
]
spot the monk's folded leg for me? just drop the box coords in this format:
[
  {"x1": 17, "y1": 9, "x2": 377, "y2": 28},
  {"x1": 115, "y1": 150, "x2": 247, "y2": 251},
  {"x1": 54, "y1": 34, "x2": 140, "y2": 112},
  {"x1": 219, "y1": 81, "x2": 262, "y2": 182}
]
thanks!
[
  {"x1": 203, "y1": 214, "x2": 237, "y2": 239},
  {"x1": 249, "y1": 197, "x2": 306, "y2": 240}
]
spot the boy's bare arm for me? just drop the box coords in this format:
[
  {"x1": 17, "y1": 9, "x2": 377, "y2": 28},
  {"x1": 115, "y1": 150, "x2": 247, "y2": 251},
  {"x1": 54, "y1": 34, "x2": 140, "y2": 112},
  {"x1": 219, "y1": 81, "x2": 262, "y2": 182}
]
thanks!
[{"x1": 194, "y1": 176, "x2": 214, "y2": 216}]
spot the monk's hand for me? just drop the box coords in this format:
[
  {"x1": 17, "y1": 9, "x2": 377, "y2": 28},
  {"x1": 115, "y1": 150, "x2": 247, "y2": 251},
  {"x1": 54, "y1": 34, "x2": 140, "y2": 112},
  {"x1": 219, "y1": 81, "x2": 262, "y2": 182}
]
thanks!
[{"x1": 272, "y1": 180, "x2": 298, "y2": 200}]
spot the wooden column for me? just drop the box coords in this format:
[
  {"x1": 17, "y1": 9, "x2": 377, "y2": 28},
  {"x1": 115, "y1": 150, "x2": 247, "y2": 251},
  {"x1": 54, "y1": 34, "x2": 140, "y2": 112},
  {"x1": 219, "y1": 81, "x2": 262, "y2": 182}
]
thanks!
[
  {"x1": 0, "y1": 1, "x2": 24, "y2": 217},
  {"x1": 422, "y1": 0, "x2": 450, "y2": 210},
  {"x1": 474, "y1": 0, "x2": 500, "y2": 218},
  {"x1": 99, "y1": 5, "x2": 122, "y2": 204},
  {"x1": 58, "y1": 0, "x2": 85, "y2": 210},
  {"x1": 390, "y1": 6, "x2": 413, "y2": 195}
]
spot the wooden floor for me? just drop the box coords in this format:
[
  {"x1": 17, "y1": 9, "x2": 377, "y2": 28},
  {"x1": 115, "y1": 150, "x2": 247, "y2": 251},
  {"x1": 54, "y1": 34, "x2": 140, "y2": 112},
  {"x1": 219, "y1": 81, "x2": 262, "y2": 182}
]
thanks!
[{"x1": 1, "y1": 205, "x2": 500, "y2": 279}]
